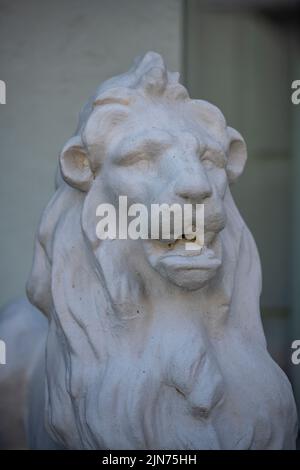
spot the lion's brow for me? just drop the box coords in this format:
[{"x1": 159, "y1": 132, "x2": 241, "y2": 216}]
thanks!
[
  {"x1": 118, "y1": 133, "x2": 172, "y2": 156},
  {"x1": 93, "y1": 97, "x2": 130, "y2": 107}
]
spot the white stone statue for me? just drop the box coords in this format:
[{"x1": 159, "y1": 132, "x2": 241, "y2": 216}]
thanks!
[{"x1": 0, "y1": 52, "x2": 297, "y2": 450}]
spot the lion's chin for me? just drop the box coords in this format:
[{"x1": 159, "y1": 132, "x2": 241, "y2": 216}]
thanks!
[{"x1": 144, "y1": 236, "x2": 222, "y2": 290}]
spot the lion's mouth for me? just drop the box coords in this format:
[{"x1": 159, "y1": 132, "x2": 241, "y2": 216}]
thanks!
[
  {"x1": 160, "y1": 232, "x2": 221, "y2": 267},
  {"x1": 144, "y1": 232, "x2": 222, "y2": 289},
  {"x1": 150, "y1": 225, "x2": 220, "y2": 257},
  {"x1": 145, "y1": 229, "x2": 222, "y2": 274},
  {"x1": 165, "y1": 234, "x2": 207, "y2": 257}
]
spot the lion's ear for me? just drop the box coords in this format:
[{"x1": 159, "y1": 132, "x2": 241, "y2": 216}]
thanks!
[
  {"x1": 226, "y1": 127, "x2": 247, "y2": 184},
  {"x1": 59, "y1": 136, "x2": 93, "y2": 192}
]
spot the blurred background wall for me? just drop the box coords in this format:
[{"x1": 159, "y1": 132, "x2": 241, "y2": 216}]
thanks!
[{"x1": 1, "y1": 0, "x2": 300, "y2": 424}]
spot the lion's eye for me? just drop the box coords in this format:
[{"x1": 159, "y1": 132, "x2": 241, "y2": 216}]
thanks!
[
  {"x1": 202, "y1": 159, "x2": 215, "y2": 171},
  {"x1": 115, "y1": 152, "x2": 153, "y2": 167},
  {"x1": 113, "y1": 138, "x2": 170, "y2": 167},
  {"x1": 201, "y1": 149, "x2": 226, "y2": 170},
  {"x1": 133, "y1": 158, "x2": 152, "y2": 171}
]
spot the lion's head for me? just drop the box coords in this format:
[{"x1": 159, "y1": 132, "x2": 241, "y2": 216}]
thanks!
[
  {"x1": 59, "y1": 51, "x2": 247, "y2": 292},
  {"x1": 26, "y1": 52, "x2": 297, "y2": 449}
]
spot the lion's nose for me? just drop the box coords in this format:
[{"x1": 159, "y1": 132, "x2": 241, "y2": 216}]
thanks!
[{"x1": 175, "y1": 173, "x2": 212, "y2": 202}]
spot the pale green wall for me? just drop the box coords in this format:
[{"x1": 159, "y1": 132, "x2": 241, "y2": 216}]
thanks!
[{"x1": 0, "y1": 0, "x2": 182, "y2": 306}]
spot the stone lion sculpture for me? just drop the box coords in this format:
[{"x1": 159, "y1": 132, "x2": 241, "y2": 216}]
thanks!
[{"x1": 0, "y1": 52, "x2": 297, "y2": 449}]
